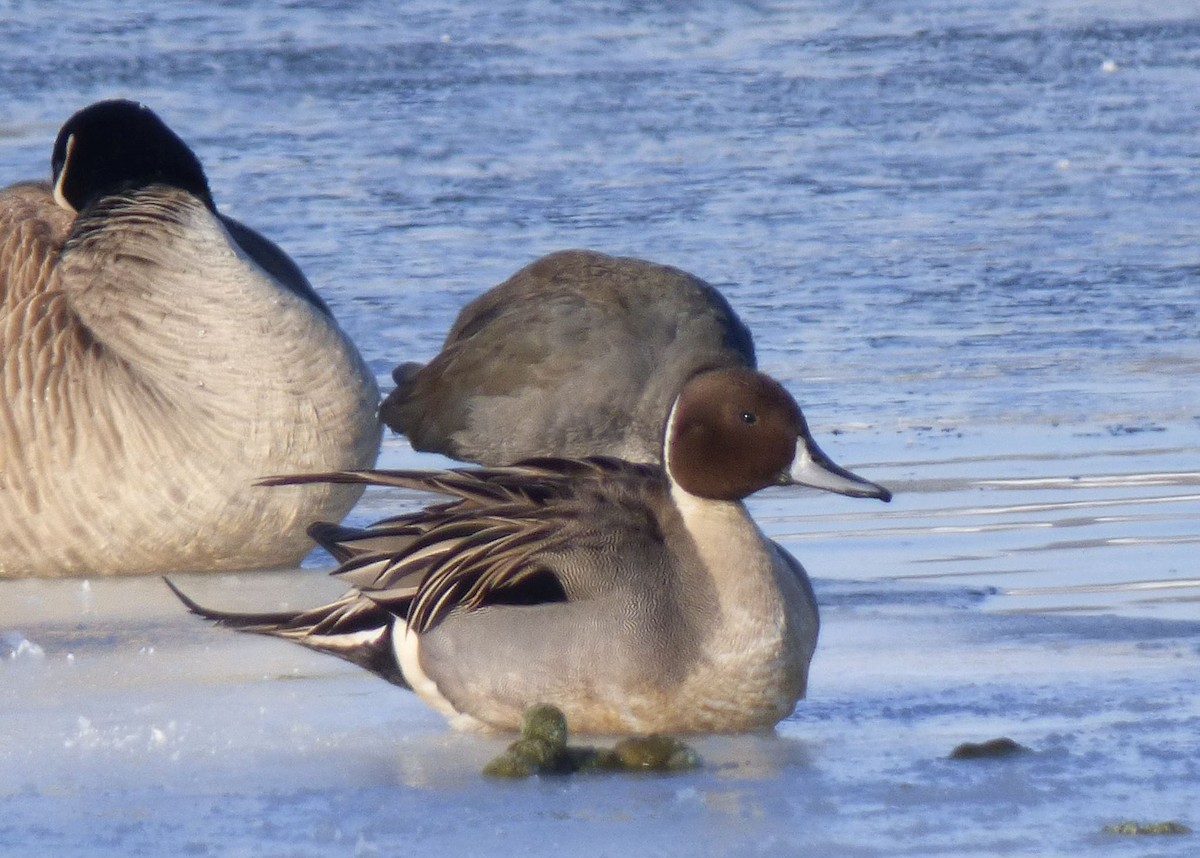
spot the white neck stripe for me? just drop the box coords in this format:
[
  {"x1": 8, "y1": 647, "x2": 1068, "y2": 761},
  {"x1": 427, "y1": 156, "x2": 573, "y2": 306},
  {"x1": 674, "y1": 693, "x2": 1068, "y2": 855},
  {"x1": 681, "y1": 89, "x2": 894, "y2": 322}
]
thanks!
[{"x1": 53, "y1": 134, "x2": 76, "y2": 212}]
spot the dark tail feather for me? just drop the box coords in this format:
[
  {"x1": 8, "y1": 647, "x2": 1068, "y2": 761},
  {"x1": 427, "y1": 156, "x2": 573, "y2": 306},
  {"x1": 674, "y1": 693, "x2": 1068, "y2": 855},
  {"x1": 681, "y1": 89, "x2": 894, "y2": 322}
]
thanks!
[
  {"x1": 165, "y1": 576, "x2": 306, "y2": 629},
  {"x1": 380, "y1": 361, "x2": 425, "y2": 435},
  {"x1": 307, "y1": 521, "x2": 368, "y2": 563},
  {"x1": 390, "y1": 360, "x2": 424, "y2": 388},
  {"x1": 308, "y1": 520, "x2": 429, "y2": 566},
  {"x1": 163, "y1": 578, "x2": 410, "y2": 688}
]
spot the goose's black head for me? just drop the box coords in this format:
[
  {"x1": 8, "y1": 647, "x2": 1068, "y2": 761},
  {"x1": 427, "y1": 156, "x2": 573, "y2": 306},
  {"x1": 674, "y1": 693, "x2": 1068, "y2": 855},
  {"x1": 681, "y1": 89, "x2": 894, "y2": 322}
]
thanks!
[{"x1": 51, "y1": 99, "x2": 213, "y2": 214}]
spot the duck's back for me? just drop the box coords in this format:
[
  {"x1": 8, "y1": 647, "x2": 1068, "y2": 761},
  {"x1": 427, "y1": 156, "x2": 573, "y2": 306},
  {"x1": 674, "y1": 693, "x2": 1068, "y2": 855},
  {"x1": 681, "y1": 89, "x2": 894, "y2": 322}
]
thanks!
[{"x1": 383, "y1": 249, "x2": 756, "y2": 465}]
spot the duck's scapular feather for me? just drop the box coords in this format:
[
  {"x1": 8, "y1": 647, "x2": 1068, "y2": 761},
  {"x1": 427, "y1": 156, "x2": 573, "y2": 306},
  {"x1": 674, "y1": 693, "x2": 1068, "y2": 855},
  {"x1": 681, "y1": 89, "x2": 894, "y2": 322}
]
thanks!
[{"x1": 259, "y1": 461, "x2": 627, "y2": 630}]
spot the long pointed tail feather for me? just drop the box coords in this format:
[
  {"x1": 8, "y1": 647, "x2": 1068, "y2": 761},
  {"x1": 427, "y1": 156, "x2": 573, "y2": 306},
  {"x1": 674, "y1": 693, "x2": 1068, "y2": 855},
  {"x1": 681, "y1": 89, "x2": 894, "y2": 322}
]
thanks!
[{"x1": 163, "y1": 578, "x2": 409, "y2": 688}]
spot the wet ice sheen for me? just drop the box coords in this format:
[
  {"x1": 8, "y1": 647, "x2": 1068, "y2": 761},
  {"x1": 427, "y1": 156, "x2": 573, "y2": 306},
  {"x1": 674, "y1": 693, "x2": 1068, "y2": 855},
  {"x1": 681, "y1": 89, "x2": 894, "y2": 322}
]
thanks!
[{"x1": 1, "y1": 1, "x2": 1197, "y2": 856}]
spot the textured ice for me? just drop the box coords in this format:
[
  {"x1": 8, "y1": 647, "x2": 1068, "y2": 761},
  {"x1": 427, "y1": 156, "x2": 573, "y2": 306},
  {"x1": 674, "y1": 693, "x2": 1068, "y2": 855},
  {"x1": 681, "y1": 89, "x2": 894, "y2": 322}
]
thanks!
[
  {"x1": 3, "y1": 425, "x2": 1197, "y2": 856},
  {"x1": 1, "y1": 632, "x2": 44, "y2": 661},
  {"x1": 2, "y1": 0, "x2": 1199, "y2": 855}
]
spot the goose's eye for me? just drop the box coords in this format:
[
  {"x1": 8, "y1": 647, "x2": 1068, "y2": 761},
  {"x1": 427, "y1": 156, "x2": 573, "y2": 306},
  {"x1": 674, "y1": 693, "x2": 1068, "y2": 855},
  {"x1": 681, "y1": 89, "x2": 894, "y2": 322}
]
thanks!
[{"x1": 740, "y1": 411, "x2": 757, "y2": 425}]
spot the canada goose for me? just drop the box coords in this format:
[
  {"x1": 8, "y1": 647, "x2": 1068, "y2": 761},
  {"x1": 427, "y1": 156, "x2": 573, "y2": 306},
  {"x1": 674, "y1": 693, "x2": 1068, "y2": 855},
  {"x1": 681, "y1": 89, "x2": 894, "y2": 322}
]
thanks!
[{"x1": 0, "y1": 99, "x2": 380, "y2": 577}]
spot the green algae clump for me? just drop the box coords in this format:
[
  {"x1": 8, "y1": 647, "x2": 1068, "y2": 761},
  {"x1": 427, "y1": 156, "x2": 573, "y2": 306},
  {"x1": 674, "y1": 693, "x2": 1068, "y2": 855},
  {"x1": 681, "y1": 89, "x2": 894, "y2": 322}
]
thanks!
[
  {"x1": 521, "y1": 703, "x2": 568, "y2": 749},
  {"x1": 481, "y1": 748, "x2": 539, "y2": 778},
  {"x1": 1103, "y1": 821, "x2": 1191, "y2": 836},
  {"x1": 483, "y1": 704, "x2": 572, "y2": 778},
  {"x1": 613, "y1": 735, "x2": 701, "y2": 772},
  {"x1": 483, "y1": 704, "x2": 701, "y2": 778},
  {"x1": 948, "y1": 737, "x2": 1029, "y2": 760}
]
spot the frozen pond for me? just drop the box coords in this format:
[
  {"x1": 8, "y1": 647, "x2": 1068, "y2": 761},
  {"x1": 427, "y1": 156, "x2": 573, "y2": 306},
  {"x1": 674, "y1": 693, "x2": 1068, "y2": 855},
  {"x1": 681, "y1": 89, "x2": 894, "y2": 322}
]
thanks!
[{"x1": 2, "y1": 0, "x2": 1198, "y2": 855}]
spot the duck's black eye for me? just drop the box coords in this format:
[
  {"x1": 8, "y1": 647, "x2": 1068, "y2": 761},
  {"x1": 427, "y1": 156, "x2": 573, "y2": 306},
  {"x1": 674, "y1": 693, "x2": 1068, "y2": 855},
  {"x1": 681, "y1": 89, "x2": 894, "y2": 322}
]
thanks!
[{"x1": 740, "y1": 411, "x2": 757, "y2": 425}]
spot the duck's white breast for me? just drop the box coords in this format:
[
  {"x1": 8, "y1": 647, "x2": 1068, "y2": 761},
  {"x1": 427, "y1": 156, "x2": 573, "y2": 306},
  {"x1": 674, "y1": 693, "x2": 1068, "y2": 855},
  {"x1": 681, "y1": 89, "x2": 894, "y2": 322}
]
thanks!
[{"x1": 663, "y1": 488, "x2": 818, "y2": 731}]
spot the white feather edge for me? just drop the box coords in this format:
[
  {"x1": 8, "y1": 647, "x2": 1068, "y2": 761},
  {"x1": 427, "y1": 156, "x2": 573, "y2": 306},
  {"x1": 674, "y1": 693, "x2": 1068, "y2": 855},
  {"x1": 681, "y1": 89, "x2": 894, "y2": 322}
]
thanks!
[{"x1": 392, "y1": 622, "x2": 490, "y2": 731}]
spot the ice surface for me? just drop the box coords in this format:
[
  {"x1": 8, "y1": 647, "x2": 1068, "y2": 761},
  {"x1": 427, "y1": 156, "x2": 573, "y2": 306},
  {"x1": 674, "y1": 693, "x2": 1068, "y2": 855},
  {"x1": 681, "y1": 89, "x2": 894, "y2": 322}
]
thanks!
[
  {"x1": 2, "y1": 430, "x2": 1196, "y2": 857},
  {"x1": 2, "y1": 0, "x2": 1198, "y2": 855}
]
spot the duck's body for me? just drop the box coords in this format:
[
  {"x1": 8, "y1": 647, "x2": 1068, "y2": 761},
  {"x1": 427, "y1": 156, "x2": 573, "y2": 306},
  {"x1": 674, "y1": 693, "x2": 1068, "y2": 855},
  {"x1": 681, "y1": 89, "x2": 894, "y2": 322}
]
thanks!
[
  {"x1": 382, "y1": 249, "x2": 755, "y2": 465},
  {"x1": 175, "y1": 368, "x2": 891, "y2": 734},
  {"x1": 0, "y1": 101, "x2": 380, "y2": 577}
]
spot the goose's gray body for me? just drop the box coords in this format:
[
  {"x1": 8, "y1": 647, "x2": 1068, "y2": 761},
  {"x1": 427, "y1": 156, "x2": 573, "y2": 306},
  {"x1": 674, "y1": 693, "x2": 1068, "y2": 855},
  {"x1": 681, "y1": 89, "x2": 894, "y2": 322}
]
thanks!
[{"x1": 0, "y1": 102, "x2": 380, "y2": 577}]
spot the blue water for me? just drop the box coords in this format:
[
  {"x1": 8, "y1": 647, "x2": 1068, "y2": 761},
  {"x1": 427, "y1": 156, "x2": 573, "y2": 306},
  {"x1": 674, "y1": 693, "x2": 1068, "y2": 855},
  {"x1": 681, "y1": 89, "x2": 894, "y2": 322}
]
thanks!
[
  {"x1": 4, "y1": 1, "x2": 1198, "y2": 427},
  {"x1": 1, "y1": 2, "x2": 1198, "y2": 855}
]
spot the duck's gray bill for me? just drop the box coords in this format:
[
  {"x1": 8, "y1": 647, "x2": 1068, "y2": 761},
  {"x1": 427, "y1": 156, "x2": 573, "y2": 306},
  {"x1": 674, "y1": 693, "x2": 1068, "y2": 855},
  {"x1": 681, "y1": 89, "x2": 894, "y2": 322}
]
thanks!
[{"x1": 787, "y1": 437, "x2": 892, "y2": 502}]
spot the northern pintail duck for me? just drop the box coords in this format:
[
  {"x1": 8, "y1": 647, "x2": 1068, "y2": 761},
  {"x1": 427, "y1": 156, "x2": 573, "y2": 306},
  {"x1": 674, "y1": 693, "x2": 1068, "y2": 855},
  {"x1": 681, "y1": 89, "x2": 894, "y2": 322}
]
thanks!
[
  {"x1": 0, "y1": 99, "x2": 380, "y2": 577},
  {"x1": 172, "y1": 368, "x2": 890, "y2": 734},
  {"x1": 381, "y1": 249, "x2": 756, "y2": 465}
]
